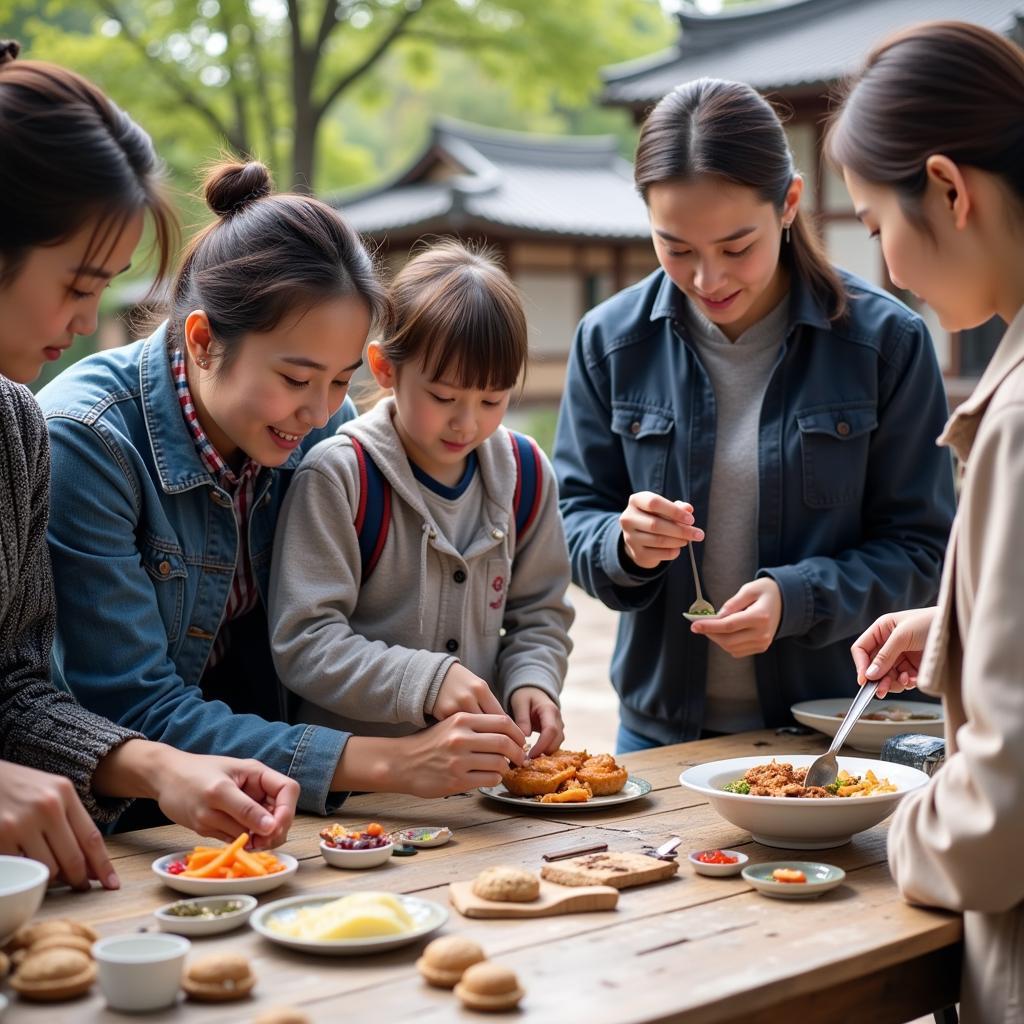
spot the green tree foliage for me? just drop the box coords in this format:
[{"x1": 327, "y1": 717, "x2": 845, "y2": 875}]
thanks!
[{"x1": 4, "y1": 0, "x2": 672, "y2": 193}]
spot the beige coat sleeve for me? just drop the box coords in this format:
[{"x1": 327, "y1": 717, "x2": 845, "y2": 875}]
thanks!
[{"x1": 887, "y1": 400, "x2": 1024, "y2": 914}]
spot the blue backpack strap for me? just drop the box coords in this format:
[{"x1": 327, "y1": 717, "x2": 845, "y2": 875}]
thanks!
[
  {"x1": 509, "y1": 431, "x2": 543, "y2": 545},
  {"x1": 350, "y1": 437, "x2": 391, "y2": 581}
]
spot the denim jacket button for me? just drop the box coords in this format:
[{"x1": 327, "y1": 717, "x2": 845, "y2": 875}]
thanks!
[
  {"x1": 158, "y1": 560, "x2": 171, "y2": 577},
  {"x1": 836, "y1": 421, "x2": 851, "y2": 437},
  {"x1": 630, "y1": 420, "x2": 641, "y2": 435}
]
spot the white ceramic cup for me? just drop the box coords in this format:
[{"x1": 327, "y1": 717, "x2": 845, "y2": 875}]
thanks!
[{"x1": 93, "y1": 933, "x2": 190, "y2": 1011}]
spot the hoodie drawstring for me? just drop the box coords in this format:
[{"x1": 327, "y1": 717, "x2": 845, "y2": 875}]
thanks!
[{"x1": 418, "y1": 521, "x2": 434, "y2": 635}]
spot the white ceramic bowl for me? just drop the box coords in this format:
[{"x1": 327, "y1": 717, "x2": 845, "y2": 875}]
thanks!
[
  {"x1": 687, "y1": 849, "x2": 748, "y2": 877},
  {"x1": 790, "y1": 698, "x2": 944, "y2": 752},
  {"x1": 154, "y1": 894, "x2": 257, "y2": 936},
  {"x1": 151, "y1": 852, "x2": 298, "y2": 895},
  {"x1": 319, "y1": 839, "x2": 393, "y2": 869},
  {"x1": 679, "y1": 754, "x2": 930, "y2": 849},
  {"x1": 741, "y1": 861, "x2": 846, "y2": 899},
  {"x1": 0, "y1": 856, "x2": 50, "y2": 945},
  {"x1": 93, "y1": 933, "x2": 190, "y2": 1012}
]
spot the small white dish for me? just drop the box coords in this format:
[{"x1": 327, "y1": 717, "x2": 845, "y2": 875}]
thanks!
[
  {"x1": 250, "y1": 893, "x2": 447, "y2": 955},
  {"x1": 790, "y1": 697, "x2": 944, "y2": 752},
  {"x1": 687, "y1": 849, "x2": 748, "y2": 877},
  {"x1": 93, "y1": 932, "x2": 190, "y2": 1012},
  {"x1": 394, "y1": 826, "x2": 452, "y2": 848},
  {"x1": 151, "y1": 852, "x2": 298, "y2": 895},
  {"x1": 683, "y1": 611, "x2": 718, "y2": 623},
  {"x1": 319, "y1": 839, "x2": 393, "y2": 869},
  {"x1": 741, "y1": 861, "x2": 845, "y2": 899},
  {"x1": 0, "y1": 856, "x2": 50, "y2": 945},
  {"x1": 154, "y1": 894, "x2": 257, "y2": 936}
]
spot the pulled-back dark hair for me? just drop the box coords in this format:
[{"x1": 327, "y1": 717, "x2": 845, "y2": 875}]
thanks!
[
  {"x1": 0, "y1": 40, "x2": 176, "y2": 290},
  {"x1": 169, "y1": 160, "x2": 390, "y2": 369},
  {"x1": 378, "y1": 239, "x2": 527, "y2": 392},
  {"x1": 635, "y1": 77, "x2": 847, "y2": 321},
  {"x1": 826, "y1": 21, "x2": 1024, "y2": 231}
]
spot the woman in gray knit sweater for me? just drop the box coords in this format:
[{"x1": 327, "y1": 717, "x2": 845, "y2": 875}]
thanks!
[{"x1": 0, "y1": 41, "x2": 298, "y2": 890}]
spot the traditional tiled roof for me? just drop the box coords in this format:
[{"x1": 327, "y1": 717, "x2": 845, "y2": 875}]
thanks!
[
  {"x1": 601, "y1": 0, "x2": 1023, "y2": 106},
  {"x1": 333, "y1": 117, "x2": 650, "y2": 241}
]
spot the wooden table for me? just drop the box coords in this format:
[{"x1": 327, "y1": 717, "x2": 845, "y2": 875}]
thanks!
[{"x1": 5, "y1": 731, "x2": 962, "y2": 1023}]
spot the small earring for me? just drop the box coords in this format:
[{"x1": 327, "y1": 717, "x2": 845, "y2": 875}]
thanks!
[
  {"x1": 197, "y1": 356, "x2": 210, "y2": 369},
  {"x1": 784, "y1": 223, "x2": 792, "y2": 244}
]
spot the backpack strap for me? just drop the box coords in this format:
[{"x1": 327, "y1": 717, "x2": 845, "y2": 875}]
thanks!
[
  {"x1": 509, "y1": 430, "x2": 543, "y2": 544},
  {"x1": 350, "y1": 436, "x2": 391, "y2": 581}
]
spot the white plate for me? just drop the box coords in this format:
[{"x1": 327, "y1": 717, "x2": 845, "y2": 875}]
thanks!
[
  {"x1": 742, "y1": 861, "x2": 845, "y2": 899},
  {"x1": 679, "y1": 754, "x2": 929, "y2": 849},
  {"x1": 791, "y1": 698, "x2": 944, "y2": 753},
  {"x1": 250, "y1": 893, "x2": 447, "y2": 955},
  {"x1": 393, "y1": 826, "x2": 452, "y2": 848},
  {"x1": 154, "y1": 894, "x2": 257, "y2": 935},
  {"x1": 479, "y1": 776, "x2": 652, "y2": 809},
  {"x1": 151, "y1": 852, "x2": 298, "y2": 896}
]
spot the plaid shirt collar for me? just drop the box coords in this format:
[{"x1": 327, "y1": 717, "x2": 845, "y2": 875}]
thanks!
[{"x1": 170, "y1": 348, "x2": 259, "y2": 489}]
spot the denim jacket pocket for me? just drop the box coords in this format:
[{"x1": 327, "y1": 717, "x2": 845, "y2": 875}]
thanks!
[
  {"x1": 611, "y1": 402, "x2": 675, "y2": 495},
  {"x1": 796, "y1": 402, "x2": 878, "y2": 508},
  {"x1": 141, "y1": 539, "x2": 187, "y2": 645}
]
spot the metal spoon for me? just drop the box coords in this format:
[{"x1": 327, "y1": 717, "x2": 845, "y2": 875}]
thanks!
[
  {"x1": 683, "y1": 542, "x2": 716, "y2": 621},
  {"x1": 803, "y1": 681, "x2": 881, "y2": 789}
]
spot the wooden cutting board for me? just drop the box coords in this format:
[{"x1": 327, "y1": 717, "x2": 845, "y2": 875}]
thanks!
[{"x1": 448, "y1": 879, "x2": 619, "y2": 918}]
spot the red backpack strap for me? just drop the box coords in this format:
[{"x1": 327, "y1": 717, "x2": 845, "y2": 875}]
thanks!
[
  {"x1": 509, "y1": 430, "x2": 543, "y2": 547},
  {"x1": 349, "y1": 436, "x2": 391, "y2": 581}
]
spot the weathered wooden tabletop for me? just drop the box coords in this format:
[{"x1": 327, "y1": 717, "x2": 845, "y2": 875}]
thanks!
[{"x1": 5, "y1": 730, "x2": 962, "y2": 1023}]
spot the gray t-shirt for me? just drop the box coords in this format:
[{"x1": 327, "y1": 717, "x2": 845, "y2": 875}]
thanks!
[{"x1": 683, "y1": 295, "x2": 788, "y2": 732}]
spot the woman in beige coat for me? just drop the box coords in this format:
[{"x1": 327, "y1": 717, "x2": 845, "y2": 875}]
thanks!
[{"x1": 828, "y1": 21, "x2": 1024, "y2": 1024}]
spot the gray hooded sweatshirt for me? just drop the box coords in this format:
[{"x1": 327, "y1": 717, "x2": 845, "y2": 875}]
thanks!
[{"x1": 268, "y1": 397, "x2": 574, "y2": 737}]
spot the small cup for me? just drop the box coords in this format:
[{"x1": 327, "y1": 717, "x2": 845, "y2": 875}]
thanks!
[
  {"x1": 93, "y1": 933, "x2": 190, "y2": 1012},
  {"x1": 687, "y1": 849, "x2": 748, "y2": 877}
]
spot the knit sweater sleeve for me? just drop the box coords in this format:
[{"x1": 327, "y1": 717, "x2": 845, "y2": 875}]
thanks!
[{"x1": 0, "y1": 378, "x2": 140, "y2": 823}]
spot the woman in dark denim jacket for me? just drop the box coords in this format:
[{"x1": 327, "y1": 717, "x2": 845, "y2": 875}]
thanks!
[
  {"x1": 553, "y1": 78, "x2": 957, "y2": 752},
  {"x1": 38, "y1": 160, "x2": 528, "y2": 829}
]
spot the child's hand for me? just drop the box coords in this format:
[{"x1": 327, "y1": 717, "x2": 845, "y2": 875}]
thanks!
[
  {"x1": 509, "y1": 687, "x2": 564, "y2": 757},
  {"x1": 433, "y1": 662, "x2": 506, "y2": 720}
]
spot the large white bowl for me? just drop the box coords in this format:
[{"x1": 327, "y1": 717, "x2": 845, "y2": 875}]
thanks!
[
  {"x1": 679, "y1": 754, "x2": 930, "y2": 849},
  {"x1": 0, "y1": 856, "x2": 50, "y2": 944},
  {"x1": 791, "y1": 698, "x2": 944, "y2": 752}
]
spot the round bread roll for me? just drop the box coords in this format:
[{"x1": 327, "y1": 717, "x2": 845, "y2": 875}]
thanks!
[
  {"x1": 416, "y1": 935, "x2": 486, "y2": 988},
  {"x1": 471, "y1": 865, "x2": 540, "y2": 903},
  {"x1": 454, "y1": 961, "x2": 524, "y2": 1012},
  {"x1": 10, "y1": 948, "x2": 96, "y2": 1002},
  {"x1": 253, "y1": 1008, "x2": 312, "y2": 1024},
  {"x1": 183, "y1": 952, "x2": 255, "y2": 1002}
]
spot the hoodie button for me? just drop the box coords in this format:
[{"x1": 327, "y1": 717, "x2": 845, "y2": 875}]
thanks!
[
  {"x1": 453, "y1": 570, "x2": 466, "y2": 584},
  {"x1": 446, "y1": 639, "x2": 459, "y2": 653},
  {"x1": 491, "y1": 529, "x2": 504, "y2": 541}
]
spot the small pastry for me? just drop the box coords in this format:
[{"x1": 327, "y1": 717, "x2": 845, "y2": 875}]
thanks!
[
  {"x1": 65, "y1": 920, "x2": 99, "y2": 943},
  {"x1": 253, "y1": 1008, "x2": 312, "y2": 1024},
  {"x1": 7, "y1": 919, "x2": 76, "y2": 952},
  {"x1": 416, "y1": 935, "x2": 486, "y2": 988},
  {"x1": 454, "y1": 961, "x2": 524, "y2": 1012},
  {"x1": 26, "y1": 933, "x2": 95, "y2": 957},
  {"x1": 471, "y1": 866, "x2": 540, "y2": 903},
  {"x1": 182, "y1": 953, "x2": 255, "y2": 1002},
  {"x1": 9, "y1": 948, "x2": 96, "y2": 1002}
]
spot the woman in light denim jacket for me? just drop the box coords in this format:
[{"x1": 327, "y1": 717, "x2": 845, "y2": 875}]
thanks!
[
  {"x1": 553, "y1": 78, "x2": 956, "y2": 751},
  {"x1": 38, "y1": 160, "x2": 527, "y2": 825}
]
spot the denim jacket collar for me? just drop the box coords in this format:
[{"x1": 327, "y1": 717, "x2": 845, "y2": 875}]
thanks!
[
  {"x1": 139, "y1": 321, "x2": 309, "y2": 495},
  {"x1": 648, "y1": 267, "x2": 832, "y2": 335}
]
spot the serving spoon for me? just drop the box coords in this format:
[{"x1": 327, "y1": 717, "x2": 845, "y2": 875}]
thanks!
[
  {"x1": 803, "y1": 680, "x2": 881, "y2": 789},
  {"x1": 683, "y1": 542, "x2": 716, "y2": 622}
]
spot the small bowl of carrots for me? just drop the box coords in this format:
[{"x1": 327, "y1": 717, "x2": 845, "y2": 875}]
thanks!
[{"x1": 151, "y1": 833, "x2": 298, "y2": 896}]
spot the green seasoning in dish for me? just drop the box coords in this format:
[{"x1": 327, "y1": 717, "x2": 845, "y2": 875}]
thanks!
[{"x1": 165, "y1": 899, "x2": 245, "y2": 918}]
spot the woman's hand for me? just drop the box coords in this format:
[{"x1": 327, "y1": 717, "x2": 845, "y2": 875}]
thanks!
[
  {"x1": 94, "y1": 741, "x2": 298, "y2": 849},
  {"x1": 619, "y1": 493, "x2": 704, "y2": 570},
  {"x1": 0, "y1": 760, "x2": 119, "y2": 890},
  {"x1": 433, "y1": 662, "x2": 507, "y2": 719},
  {"x1": 508, "y1": 686, "x2": 564, "y2": 757},
  {"x1": 691, "y1": 578, "x2": 782, "y2": 657},
  {"x1": 851, "y1": 607, "x2": 936, "y2": 696}
]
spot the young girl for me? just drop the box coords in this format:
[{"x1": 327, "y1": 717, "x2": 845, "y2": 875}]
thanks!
[
  {"x1": 832, "y1": 22, "x2": 1024, "y2": 1022},
  {"x1": 553, "y1": 77, "x2": 957, "y2": 752},
  {"x1": 0, "y1": 42, "x2": 298, "y2": 885},
  {"x1": 38, "y1": 168, "x2": 527, "y2": 828},
  {"x1": 270, "y1": 241, "x2": 573, "y2": 757}
]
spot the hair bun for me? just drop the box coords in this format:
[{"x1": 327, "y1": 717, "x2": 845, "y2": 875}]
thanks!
[
  {"x1": 204, "y1": 160, "x2": 273, "y2": 217},
  {"x1": 0, "y1": 39, "x2": 21, "y2": 66}
]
